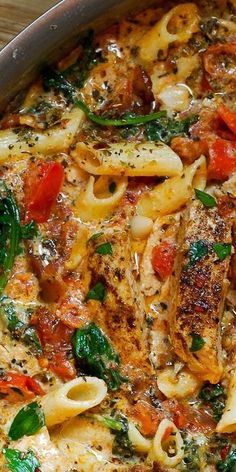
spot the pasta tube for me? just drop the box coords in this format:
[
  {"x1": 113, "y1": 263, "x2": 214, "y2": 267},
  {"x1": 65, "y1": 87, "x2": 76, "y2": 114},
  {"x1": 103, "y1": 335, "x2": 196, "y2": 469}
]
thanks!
[
  {"x1": 0, "y1": 107, "x2": 85, "y2": 163},
  {"x1": 137, "y1": 156, "x2": 206, "y2": 218},
  {"x1": 41, "y1": 377, "x2": 107, "y2": 428},
  {"x1": 150, "y1": 419, "x2": 184, "y2": 467},
  {"x1": 71, "y1": 141, "x2": 183, "y2": 177},
  {"x1": 139, "y1": 3, "x2": 199, "y2": 62},
  {"x1": 216, "y1": 370, "x2": 236, "y2": 433},
  {"x1": 157, "y1": 366, "x2": 201, "y2": 399}
]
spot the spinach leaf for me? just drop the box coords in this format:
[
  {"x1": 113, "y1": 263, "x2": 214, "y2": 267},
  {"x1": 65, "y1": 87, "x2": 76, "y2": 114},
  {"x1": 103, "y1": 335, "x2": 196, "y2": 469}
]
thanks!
[
  {"x1": 181, "y1": 437, "x2": 201, "y2": 472},
  {"x1": 104, "y1": 414, "x2": 133, "y2": 458},
  {"x1": 8, "y1": 401, "x2": 45, "y2": 441},
  {"x1": 217, "y1": 448, "x2": 236, "y2": 471},
  {"x1": 72, "y1": 322, "x2": 126, "y2": 390},
  {"x1": 86, "y1": 282, "x2": 106, "y2": 302},
  {"x1": 187, "y1": 240, "x2": 208, "y2": 267},
  {"x1": 194, "y1": 189, "x2": 217, "y2": 208},
  {"x1": 199, "y1": 383, "x2": 225, "y2": 421},
  {"x1": 95, "y1": 242, "x2": 113, "y2": 256},
  {"x1": 145, "y1": 113, "x2": 198, "y2": 144},
  {"x1": 42, "y1": 68, "x2": 76, "y2": 103},
  {"x1": 190, "y1": 333, "x2": 205, "y2": 352},
  {"x1": 213, "y1": 243, "x2": 232, "y2": 261},
  {"x1": 3, "y1": 448, "x2": 41, "y2": 472}
]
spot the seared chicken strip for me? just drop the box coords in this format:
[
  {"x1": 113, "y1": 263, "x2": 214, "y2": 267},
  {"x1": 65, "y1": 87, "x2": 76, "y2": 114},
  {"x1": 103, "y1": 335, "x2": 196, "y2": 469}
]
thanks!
[
  {"x1": 170, "y1": 198, "x2": 234, "y2": 383},
  {"x1": 87, "y1": 228, "x2": 153, "y2": 384}
]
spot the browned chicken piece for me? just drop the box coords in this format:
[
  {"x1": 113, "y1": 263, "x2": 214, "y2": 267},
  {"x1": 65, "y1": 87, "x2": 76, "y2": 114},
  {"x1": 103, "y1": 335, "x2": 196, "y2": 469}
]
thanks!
[
  {"x1": 87, "y1": 228, "x2": 154, "y2": 385},
  {"x1": 170, "y1": 198, "x2": 234, "y2": 384}
]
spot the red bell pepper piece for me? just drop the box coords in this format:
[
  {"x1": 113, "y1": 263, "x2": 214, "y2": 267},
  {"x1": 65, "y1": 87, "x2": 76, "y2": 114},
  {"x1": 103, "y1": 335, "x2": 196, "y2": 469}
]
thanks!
[
  {"x1": 208, "y1": 138, "x2": 236, "y2": 180},
  {"x1": 25, "y1": 161, "x2": 65, "y2": 223}
]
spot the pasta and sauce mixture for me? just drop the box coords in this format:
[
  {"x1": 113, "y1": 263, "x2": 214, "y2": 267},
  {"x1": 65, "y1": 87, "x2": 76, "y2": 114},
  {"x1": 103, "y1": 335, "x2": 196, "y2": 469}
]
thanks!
[{"x1": 0, "y1": 1, "x2": 236, "y2": 470}]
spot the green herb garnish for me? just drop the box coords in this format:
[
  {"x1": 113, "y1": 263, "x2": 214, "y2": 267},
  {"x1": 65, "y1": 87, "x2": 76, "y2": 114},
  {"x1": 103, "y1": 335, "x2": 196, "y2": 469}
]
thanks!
[
  {"x1": 88, "y1": 232, "x2": 104, "y2": 243},
  {"x1": 110, "y1": 414, "x2": 133, "y2": 459},
  {"x1": 72, "y1": 322, "x2": 126, "y2": 390},
  {"x1": 217, "y1": 448, "x2": 236, "y2": 471},
  {"x1": 194, "y1": 189, "x2": 217, "y2": 208},
  {"x1": 187, "y1": 240, "x2": 208, "y2": 267},
  {"x1": 145, "y1": 114, "x2": 198, "y2": 144},
  {"x1": 95, "y1": 242, "x2": 113, "y2": 256},
  {"x1": 3, "y1": 448, "x2": 41, "y2": 472},
  {"x1": 8, "y1": 401, "x2": 45, "y2": 441},
  {"x1": 86, "y1": 282, "x2": 106, "y2": 302},
  {"x1": 75, "y1": 99, "x2": 166, "y2": 127},
  {"x1": 43, "y1": 68, "x2": 76, "y2": 103},
  {"x1": 213, "y1": 243, "x2": 232, "y2": 261},
  {"x1": 182, "y1": 436, "x2": 201, "y2": 472},
  {"x1": 190, "y1": 333, "x2": 205, "y2": 352},
  {"x1": 199, "y1": 383, "x2": 225, "y2": 421}
]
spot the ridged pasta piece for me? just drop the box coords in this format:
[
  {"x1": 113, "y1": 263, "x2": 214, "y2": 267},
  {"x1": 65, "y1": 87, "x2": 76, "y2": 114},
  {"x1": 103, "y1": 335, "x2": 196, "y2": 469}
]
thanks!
[
  {"x1": 74, "y1": 175, "x2": 128, "y2": 221},
  {"x1": 138, "y1": 3, "x2": 199, "y2": 63},
  {"x1": 137, "y1": 156, "x2": 206, "y2": 218},
  {"x1": 157, "y1": 366, "x2": 201, "y2": 399},
  {"x1": 71, "y1": 141, "x2": 183, "y2": 177},
  {"x1": 41, "y1": 377, "x2": 107, "y2": 428},
  {"x1": 150, "y1": 418, "x2": 184, "y2": 467},
  {"x1": 0, "y1": 107, "x2": 85, "y2": 162},
  {"x1": 128, "y1": 422, "x2": 151, "y2": 453},
  {"x1": 216, "y1": 370, "x2": 236, "y2": 433}
]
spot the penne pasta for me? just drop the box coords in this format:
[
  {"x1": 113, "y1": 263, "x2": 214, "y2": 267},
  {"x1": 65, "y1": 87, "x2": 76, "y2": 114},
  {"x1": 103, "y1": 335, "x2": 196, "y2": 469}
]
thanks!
[
  {"x1": 157, "y1": 366, "x2": 201, "y2": 399},
  {"x1": 128, "y1": 422, "x2": 151, "y2": 453},
  {"x1": 0, "y1": 107, "x2": 85, "y2": 163},
  {"x1": 74, "y1": 175, "x2": 128, "y2": 221},
  {"x1": 138, "y1": 3, "x2": 199, "y2": 63},
  {"x1": 137, "y1": 155, "x2": 206, "y2": 218},
  {"x1": 150, "y1": 418, "x2": 184, "y2": 467},
  {"x1": 216, "y1": 370, "x2": 236, "y2": 433},
  {"x1": 71, "y1": 141, "x2": 183, "y2": 177},
  {"x1": 41, "y1": 377, "x2": 107, "y2": 428}
]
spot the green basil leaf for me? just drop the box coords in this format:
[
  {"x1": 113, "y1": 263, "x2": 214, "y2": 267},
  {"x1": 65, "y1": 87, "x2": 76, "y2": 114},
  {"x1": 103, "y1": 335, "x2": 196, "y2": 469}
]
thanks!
[
  {"x1": 109, "y1": 182, "x2": 117, "y2": 193},
  {"x1": 72, "y1": 322, "x2": 126, "y2": 390},
  {"x1": 217, "y1": 448, "x2": 236, "y2": 471},
  {"x1": 187, "y1": 240, "x2": 208, "y2": 267},
  {"x1": 190, "y1": 333, "x2": 205, "y2": 352},
  {"x1": 213, "y1": 243, "x2": 232, "y2": 261},
  {"x1": 95, "y1": 242, "x2": 113, "y2": 256},
  {"x1": 86, "y1": 282, "x2": 106, "y2": 302},
  {"x1": 8, "y1": 401, "x2": 45, "y2": 440},
  {"x1": 194, "y1": 189, "x2": 217, "y2": 208},
  {"x1": 3, "y1": 448, "x2": 41, "y2": 472}
]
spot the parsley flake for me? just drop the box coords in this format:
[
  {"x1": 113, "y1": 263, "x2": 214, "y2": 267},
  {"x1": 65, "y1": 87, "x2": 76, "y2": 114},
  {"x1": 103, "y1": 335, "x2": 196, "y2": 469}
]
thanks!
[
  {"x1": 190, "y1": 333, "x2": 205, "y2": 352},
  {"x1": 86, "y1": 282, "x2": 106, "y2": 302},
  {"x1": 95, "y1": 242, "x2": 113, "y2": 255},
  {"x1": 213, "y1": 243, "x2": 232, "y2": 261},
  {"x1": 187, "y1": 240, "x2": 208, "y2": 267},
  {"x1": 194, "y1": 189, "x2": 217, "y2": 208}
]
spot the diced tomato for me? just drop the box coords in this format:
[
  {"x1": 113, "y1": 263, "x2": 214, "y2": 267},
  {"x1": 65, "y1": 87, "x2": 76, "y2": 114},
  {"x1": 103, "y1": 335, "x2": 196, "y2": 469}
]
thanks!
[
  {"x1": 34, "y1": 308, "x2": 76, "y2": 380},
  {"x1": 162, "y1": 425, "x2": 174, "y2": 442},
  {"x1": 221, "y1": 445, "x2": 230, "y2": 460},
  {"x1": 129, "y1": 400, "x2": 160, "y2": 437},
  {"x1": 208, "y1": 138, "x2": 236, "y2": 180},
  {"x1": 218, "y1": 104, "x2": 236, "y2": 136},
  {"x1": 152, "y1": 241, "x2": 176, "y2": 280},
  {"x1": 0, "y1": 371, "x2": 44, "y2": 399},
  {"x1": 24, "y1": 161, "x2": 65, "y2": 223},
  {"x1": 203, "y1": 43, "x2": 236, "y2": 80},
  {"x1": 163, "y1": 399, "x2": 216, "y2": 434}
]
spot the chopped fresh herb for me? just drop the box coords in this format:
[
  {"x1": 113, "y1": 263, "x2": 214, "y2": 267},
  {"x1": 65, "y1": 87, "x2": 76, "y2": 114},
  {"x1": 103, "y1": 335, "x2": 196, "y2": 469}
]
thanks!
[
  {"x1": 8, "y1": 401, "x2": 45, "y2": 440},
  {"x1": 20, "y1": 221, "x2": 38, "y2": 240},
  {"x1": 3, "y1": 447, "x2": 41, "y2": 472},
  {"x1": 86, "y1": 282, "x2": 106, "y2": 302},
  {"x1": 217, "y1": 448, "x2": 236, "y2": 471},
  {"x1": 187, "y1": 240, "x2": 208, "y2": 267},
  {"x1": 145, "y1": 113, "x2": 198, "y2": 144},
  {"x1": 190, "y1": 333, "x2": 205, "y2": 352},
  {"x1": 109, "y1": 181, "x2": 117, "y2": 193},
  {"x1": 88, "y1": 232, "x2": 104, "y2": 243},
  {"x1": 72, "y1": 322, "x2": 126, "y2": 390},
  {"x1": 95, "y1": 242, "x2": 113, "y2": 256},
  {"x1": 194, "y1": 189, "x2": 217, "y2": 208},
  {"x1": 213, "y1": 243, "x2": 232, "y2": 261},
  {"x1": 102, "y1": 416, "x2": 125, "y2": 432},
  {"x1": 42, "y1": 68, "x2": 76, "y2": 103},
  {"x1": 0, "y1": 297, "x2": 42, "y2": 355},
  {"x1": 199, "y1": 383, "x2": 225, "y2": 421},
  {"x1": 75, "y1": 99, "x2": 166, "y2": 127},
  {"x1": 110, "y1": 414, "x2": 133, "y2": 459},
  {"x1": 181, "y1": 436, "x2": 201, "y2": 472}
]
